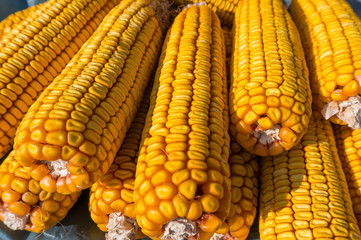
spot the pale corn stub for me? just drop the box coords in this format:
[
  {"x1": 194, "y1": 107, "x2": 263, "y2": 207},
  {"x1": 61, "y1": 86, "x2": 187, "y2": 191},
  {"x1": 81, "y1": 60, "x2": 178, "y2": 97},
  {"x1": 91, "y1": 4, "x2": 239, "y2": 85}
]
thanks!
[
  {"x1": 173, "y1": 0, "x2": 239, "y2": 26},
  {"x1": 334, "y1": 124, "x2": 361, "y2": 227},
  {"x1": 211, "y1": 137, "x2": 258, "y2": 240},
  {"x1": 229, "y1": 0, "x2": 312, "y2": 156},
  {"x1": 259, "y1": 111, "x2": 361, "y2": 240},
  {"x1": 13, "y1": 0, "x2": 165, "y2": 194},
  {"x1": 89, "y1": 85, "x2": 152, "y2": 240},
  {"x1": 0, "y1": 151, "x2": 81, "y2": 233},
  {"x1": 0, "y1": 0, "x2": 119, "y2": 159},
  {"x1": 290, "y1": 0, "x2": 361, "y2": 129},
  {"x1": 134, "y1": 4, "x2": 231, "y2": 239}
]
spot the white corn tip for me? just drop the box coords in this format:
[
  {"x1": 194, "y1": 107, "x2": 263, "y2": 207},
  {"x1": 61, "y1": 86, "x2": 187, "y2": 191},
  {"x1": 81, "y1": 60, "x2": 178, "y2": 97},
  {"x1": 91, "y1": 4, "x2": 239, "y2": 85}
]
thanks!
[
  {"x1": 106, "y1": 212, "x2": 137, "y2": 240},
  {"x1": 211, "y1": 233, "x2": 226, "y2": 240},
  {"x1": 3, "y1": 211, "x2": 28, "y2": 231},
  {"x1": 252, "y1": 124, "x2": 281, "y2": 145},
  {"x1": 322, "y1": 96, "x2": 361, "y2": 130},
  {"x1": 162, "y1": 218, "x2": 197, "y2": 240},
  {"x1": 39, "y1": 159, "x2": 70, "y2": 178}
]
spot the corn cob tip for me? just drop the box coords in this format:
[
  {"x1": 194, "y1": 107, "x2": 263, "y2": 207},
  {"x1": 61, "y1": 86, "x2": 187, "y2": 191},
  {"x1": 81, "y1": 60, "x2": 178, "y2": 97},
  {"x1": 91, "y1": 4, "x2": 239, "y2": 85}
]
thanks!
[
  {"x1": 162, "y1": 218, "x2": 197, "y2": 240},
  {"x1": 2, "y1": 211, "x2": 28, "y2": 231},
  {"x1": 39, "y1": 160, "x2": 69, "y2": 179},
  {"x1": 322, "y1": 96, "x2": 361, "y2": 129},
  {"x1": 186, "y1": 2, "x2": 208, "y2": 8},
  {"x1": 251, "y1": 124, "x2": 281, "y2": 146},
  {"x1": 106, "y1": 212, "x2": 138, "y2": 240},
  {"x1": 150, "y1": 0, "x2": 170, "y2": 31},
  {"x1": 210, "y1": 233, "x2": 225, "y2": 240}
]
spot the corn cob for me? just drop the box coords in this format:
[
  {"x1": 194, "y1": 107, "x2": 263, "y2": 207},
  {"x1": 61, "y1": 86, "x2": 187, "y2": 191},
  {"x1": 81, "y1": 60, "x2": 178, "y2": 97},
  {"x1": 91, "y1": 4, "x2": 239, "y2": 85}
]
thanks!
[
  {"x1": 0, "y1": 0, "x2": 118, "y2": 159},
  {"x1": 290, "y1": 0, "x2": 361, "y2": 129},
  {"x1": 334, "y1": 124, "x2": 361, "y2": 227},
  {"x1": 89, "y1": 85, "x2": 152, "y2": 239},
  {"x1": 173, "y1": 0, "x2": 238, "y2": 26},
  {"x1": 259, "y1": 111, "x2": 361, "y2": 240},
  {"x1": 229, "y1": 0, "x2": 312, "y2": 156},
  {"x1": 0, "y1": 151, "x2": 81, "y2": 232},
  {"x1": 222, "y1": 26, "x2": 232, "y2": 75},
  {"x1": 134, "y1": 5, "x2": 231, "y2": 239},
  {"x1": 212, "y1": 138, "x2": 258, "y2": 240},
  {"x1": 13, "y1": 0, "x2": 165, "y2": 194}
]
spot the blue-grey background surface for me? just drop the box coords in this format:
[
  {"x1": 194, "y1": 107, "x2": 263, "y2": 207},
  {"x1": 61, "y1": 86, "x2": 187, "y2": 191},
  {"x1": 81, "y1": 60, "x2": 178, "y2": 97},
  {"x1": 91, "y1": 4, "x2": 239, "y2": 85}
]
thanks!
[{"x1": 0, "y1": 0, "x2": 360, "y2": 239}]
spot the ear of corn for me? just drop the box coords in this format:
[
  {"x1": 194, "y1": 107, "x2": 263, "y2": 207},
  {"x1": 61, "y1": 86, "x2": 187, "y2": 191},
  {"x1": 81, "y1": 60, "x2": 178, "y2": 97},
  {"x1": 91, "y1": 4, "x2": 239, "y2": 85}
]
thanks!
[
  {"x1": 229, "y1": 0, "x2": 312, "y2": 156},
  {"x1": 173, "y1": 0, "x2": 238, "y2": 27},
  {"x1": 0, "y1": 151, "x2": 81, "y2": 233},
  {"x1": 290, "y1": 0, "x2": 361, "y2": 129},
  {"x1": 334, "y1": 124, "x2": 361, "y2": 227},
  {"x1": 259, "y1": 111, "x2": 361, "y2": 240},
  {"x1": 13, "y1": 0, "x2": 164, "y2": 194},
  {"x1": 212, "y1": 137, "x2": 258, "y2": 240},
  {"x1": 134, "y1": 5, "x2": 231, "y2": 238},
  {"x1": 0, "y1": 0, "x2": 118, "y2": 159},
  {"x1": 89, "y1": 85, "x2": 151, "y2": 239}
]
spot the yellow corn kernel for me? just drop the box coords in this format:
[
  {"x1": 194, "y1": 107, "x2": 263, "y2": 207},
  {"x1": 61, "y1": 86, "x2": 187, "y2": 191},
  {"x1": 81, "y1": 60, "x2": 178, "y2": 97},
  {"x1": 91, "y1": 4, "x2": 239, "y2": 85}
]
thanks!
[
  {"x1": 230, "y1": 0, "x2": 312, "y2": 156},
  {"x1": 259, "y1": 111, "x2": 361, "y2": 239}
]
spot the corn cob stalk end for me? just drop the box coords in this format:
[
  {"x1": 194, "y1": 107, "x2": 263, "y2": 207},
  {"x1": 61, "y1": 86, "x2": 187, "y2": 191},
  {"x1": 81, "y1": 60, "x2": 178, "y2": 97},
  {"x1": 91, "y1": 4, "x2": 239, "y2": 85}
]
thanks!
[
  {"x1": 106, "y1": 213, "x2": 138, "y2": 240},
  {"x1": 162, "y1": 218, "x2": 197, "y2": 239},
  {"x1": 322, "y1": 95, "x2": 361, "y2": 129}
]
